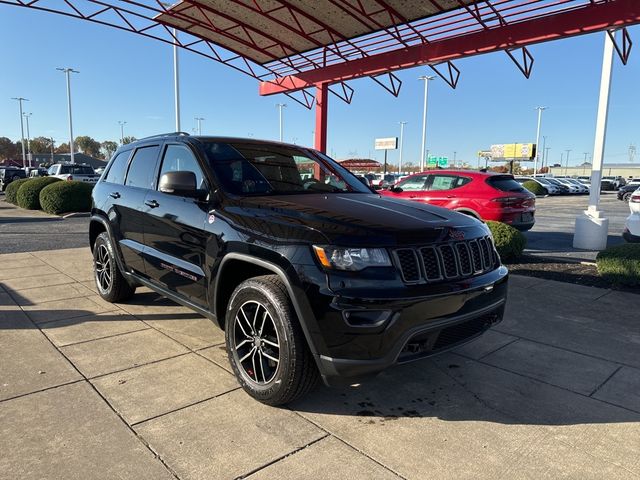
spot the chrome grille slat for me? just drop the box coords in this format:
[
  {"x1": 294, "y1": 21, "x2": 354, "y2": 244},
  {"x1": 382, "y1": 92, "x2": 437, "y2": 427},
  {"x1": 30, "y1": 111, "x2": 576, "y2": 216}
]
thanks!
[{"x1": 394, "y1": 236, "x2": 497, "y2": 284}]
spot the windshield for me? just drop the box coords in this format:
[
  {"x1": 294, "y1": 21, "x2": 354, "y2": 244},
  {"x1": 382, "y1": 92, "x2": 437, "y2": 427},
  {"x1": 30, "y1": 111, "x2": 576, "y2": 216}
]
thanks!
[
  {"x1": 60, "y1": 165, "x2": 95, "y2": 175},
  {"x1": 201, "y1": 142, "x2": 370, "y2": 196}
]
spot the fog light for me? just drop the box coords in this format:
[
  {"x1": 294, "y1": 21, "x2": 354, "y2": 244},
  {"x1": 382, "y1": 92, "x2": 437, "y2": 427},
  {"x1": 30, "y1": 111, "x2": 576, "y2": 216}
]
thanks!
[{"x1": 343, "y1": 310, "x2": 393, "y2": 328}]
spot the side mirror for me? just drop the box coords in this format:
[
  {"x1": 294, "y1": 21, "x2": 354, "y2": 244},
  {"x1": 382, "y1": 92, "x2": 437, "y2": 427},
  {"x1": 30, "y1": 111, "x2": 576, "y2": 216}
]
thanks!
[
  {"x1": 159, "y1": 171, "x2": 202, "y2": 198},
  {"x1": 390, "y1": 186, "x2": 403, "y2": 193}
]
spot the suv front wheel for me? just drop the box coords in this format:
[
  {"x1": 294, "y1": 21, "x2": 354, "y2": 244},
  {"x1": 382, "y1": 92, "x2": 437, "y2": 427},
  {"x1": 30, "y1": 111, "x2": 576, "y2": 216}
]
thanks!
[
  {"x1": 225, "y1": 275, "x2": 318, "y2": 405},
  {"x1": 93, "y1": 232, "x2": 136, "y2": 303}
]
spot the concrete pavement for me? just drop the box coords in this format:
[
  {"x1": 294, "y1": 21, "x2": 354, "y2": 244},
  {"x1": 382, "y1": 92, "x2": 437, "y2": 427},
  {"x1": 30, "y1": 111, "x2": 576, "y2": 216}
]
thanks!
[{"x1": 1, "y1": 248, "x2": 639, "y2": 479}]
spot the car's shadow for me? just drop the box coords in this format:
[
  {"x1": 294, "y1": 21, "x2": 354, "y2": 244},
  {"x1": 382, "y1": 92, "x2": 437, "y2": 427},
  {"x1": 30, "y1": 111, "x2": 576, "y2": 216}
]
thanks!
[{"x1": 2, "y1": 283, "x2": 638, "y2": 427}]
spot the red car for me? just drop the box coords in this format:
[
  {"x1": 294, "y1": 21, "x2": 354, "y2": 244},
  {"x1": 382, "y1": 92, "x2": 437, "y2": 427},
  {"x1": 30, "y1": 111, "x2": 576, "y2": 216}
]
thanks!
[{"x1": 381, "y1": 170, "x2": 536, "y2": 230}]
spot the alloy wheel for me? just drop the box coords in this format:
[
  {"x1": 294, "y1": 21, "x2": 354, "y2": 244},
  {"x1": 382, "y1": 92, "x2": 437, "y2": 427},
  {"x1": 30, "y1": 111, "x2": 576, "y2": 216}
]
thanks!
[
  {"x1": 95, "y1": 244, "x2": 112, "y2": 293},
  {"x1": 232, "y1": 300, "x2": 281, "y2": 385}
]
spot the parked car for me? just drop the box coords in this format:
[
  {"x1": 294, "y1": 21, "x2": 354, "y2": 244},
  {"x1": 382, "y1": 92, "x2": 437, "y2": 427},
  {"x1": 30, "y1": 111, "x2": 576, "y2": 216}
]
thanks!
[
  {"x1": 373, "y1": 173, "x2": 400, "y2": 189},
  {"x1": 380, "y1": 170, "x2": 536, "y2": 230},
  {"x1": 600, "y1": 178, "x2": 616, "y2": 191},
  {"x1": 90, "y1": 134, "x2": 508, "y2": 405},
  {"x1": 541, "y1": 177, "x2": 571, "y2": 194},
  {"x1": 29, "y1": 167, "x2": 49, "y2": 178},
  {"x1": 556, "y1": 177, "x2": 589, "y2": 194},
  {"x1": 515, "y1": 176, "x2": 555, "y2": 195},
  {"x1": 617, "y1": 183, "x2": 640, "y2": 202},
  {"x1": 623, "y1": 187, "x2": 640, "y2": 242},
  {"x1": 47, "y1": 163, "x2": 100, "y2": 183},
  {"x1": 604, "y1": 176, "x2": 626, "y2": 189},
  {"x1": 0, "y1": 166, "x2": 27, "y2": 191},
  {"x1": 576, "y1": 176, "x2": 591, "y2": 187}
]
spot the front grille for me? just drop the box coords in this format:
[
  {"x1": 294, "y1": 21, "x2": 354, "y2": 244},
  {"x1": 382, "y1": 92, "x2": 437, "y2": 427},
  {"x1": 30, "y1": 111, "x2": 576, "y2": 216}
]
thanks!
[{"x1": 394, "y1": 236, "x2": 498, "y2": 284}]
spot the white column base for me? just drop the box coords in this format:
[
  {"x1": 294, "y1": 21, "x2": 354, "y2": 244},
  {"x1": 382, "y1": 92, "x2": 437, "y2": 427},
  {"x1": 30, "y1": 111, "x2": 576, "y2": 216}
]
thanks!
[{"x1": 573, "y1": 210, "x2": 609, "y2": 250}]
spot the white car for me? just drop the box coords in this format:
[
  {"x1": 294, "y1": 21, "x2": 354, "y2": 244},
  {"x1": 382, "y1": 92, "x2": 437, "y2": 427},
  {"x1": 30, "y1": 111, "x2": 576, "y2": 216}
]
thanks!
[
  {"x1": 554, "y1": 178, "x2": 582, "y2": 194},
  {"x1": 516, "y1": 177, "x2": 557, "y2": 195},
  {"x1": 623, "y1": 187, "x2": 640, "y2": 243},
  {"x1": 564, "y1": 178, "x2": 590, "y2": 194}
]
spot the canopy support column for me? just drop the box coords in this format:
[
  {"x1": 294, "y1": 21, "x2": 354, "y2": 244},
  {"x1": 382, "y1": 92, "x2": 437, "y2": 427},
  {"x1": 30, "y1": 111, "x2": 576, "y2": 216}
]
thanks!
[
  {"x1": 314, "y1": 83, "x2": 328, "y2": 153},
  {"x1": 573, "y1": 31, "x2": 614, "y2": 250}
]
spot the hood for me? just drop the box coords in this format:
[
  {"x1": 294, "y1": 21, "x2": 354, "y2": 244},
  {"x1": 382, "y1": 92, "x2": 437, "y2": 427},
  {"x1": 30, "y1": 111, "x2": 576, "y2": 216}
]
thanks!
[{"x1": 223, "y1": 193, "x2": 488, "y2": 246}]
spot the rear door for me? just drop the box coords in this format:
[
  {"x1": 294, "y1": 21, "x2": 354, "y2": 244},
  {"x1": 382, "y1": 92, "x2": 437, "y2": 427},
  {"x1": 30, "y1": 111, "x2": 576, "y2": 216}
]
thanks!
[
  {"x1": 117, "y1": 144, "x2": 162, "y2": 275},
  {"x1": 424, "y1": 174, "x2": 472, "y2": 208},
  {"x1": 141, "y1": 142, "x2": 209, "y2": 305}
]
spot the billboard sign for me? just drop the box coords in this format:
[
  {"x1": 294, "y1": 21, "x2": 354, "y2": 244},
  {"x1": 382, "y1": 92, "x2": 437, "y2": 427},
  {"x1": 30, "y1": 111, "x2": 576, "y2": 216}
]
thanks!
[
  {"x1": 374, "y1": 137, "x2": 398, "y2": 150},
  {"x1": 490, "y1": 143, "x2": 536, "y2": 161}
]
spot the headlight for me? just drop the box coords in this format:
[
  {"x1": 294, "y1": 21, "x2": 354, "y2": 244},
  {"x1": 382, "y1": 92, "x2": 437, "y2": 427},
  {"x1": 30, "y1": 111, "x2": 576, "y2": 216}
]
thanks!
[{"x1": 312, "y1": 246, "x2": 391, "y2": 271}]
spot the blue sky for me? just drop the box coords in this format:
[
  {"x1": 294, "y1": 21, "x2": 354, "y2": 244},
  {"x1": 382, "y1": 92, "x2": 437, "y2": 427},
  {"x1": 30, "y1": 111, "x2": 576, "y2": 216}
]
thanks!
[{"x1": 1, "y1": 6, "x2": 639, "y2": 169}]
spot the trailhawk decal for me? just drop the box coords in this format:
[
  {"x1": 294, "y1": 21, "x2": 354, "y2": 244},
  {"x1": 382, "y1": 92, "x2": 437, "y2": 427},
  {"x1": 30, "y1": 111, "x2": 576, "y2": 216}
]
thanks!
[{"x1": 160, "y1": 262, "x2": 199, "y2": 282}]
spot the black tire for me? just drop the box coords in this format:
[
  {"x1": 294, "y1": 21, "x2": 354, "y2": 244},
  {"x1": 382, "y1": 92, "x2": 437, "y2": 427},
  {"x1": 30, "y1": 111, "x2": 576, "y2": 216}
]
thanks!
[
  {"x1": 623, "y1": 192, "x2": 632, "y2": 203},
  {"x1": 93, "y1": 232, "x2": 136, "y2": 303},
  {"x1": 225, "y1": 275, "x2": 318, "y2": 406}
]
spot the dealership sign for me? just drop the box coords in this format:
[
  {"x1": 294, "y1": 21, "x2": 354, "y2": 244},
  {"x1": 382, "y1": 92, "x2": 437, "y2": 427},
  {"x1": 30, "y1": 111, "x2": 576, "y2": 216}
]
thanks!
[
  {"x1": 374, "y1": 137, "x2": 398, "y2": 150},
  {"x1": 490, "y1": 143, "x2": 536, "y2": 161}
]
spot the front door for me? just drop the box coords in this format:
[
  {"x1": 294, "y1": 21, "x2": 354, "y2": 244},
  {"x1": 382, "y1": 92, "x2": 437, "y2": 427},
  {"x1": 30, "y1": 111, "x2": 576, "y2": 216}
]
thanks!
[{"x1": 142, "y1": 143, "x2": 209, "y2": 306}]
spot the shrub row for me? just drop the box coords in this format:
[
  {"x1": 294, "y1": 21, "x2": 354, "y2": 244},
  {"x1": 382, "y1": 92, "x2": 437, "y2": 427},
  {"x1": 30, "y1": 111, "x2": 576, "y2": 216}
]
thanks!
[
  {"x1": 486, "y1": 220, "x2": 527, "y2": 262},
  {"x1": 16, "y1": 177, "x2": 62, "y2": 210},
  {"x1": 522, "y1": 180, "x2": 548, "y2": 196},
  {"x1": 4, "y1": 177, "x2": 93, "y2": 215},
  {"x1": 40, "y1": 181, "x2": 94, "y2": 214}
]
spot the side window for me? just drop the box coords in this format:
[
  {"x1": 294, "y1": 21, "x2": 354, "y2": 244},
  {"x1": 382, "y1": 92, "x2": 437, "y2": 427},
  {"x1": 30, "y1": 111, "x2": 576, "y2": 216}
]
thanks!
[
  {"x1": 125, "y1": 145, "x2": 160, "y2": 189},
  {"x1": 158, "y1": 144, "x2": 205, "y2": 190},
  {"x1": 398, "y1": 174, "x2": 428, "y2": 191},
  {"x1": 48, "y1": 165, "x2": 58, "y2": 176},
  {"x1": 429, "y1": 175, "x2": 470, "y2": 191},
  {"x1": 103, "y1": 151, "x2": 130, "y2": 185}
]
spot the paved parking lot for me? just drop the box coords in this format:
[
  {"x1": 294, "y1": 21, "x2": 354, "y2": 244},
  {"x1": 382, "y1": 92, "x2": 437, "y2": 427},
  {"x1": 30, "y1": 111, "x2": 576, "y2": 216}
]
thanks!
[
  {"x1": 524, "y1": 192, "x2": 628, "y2": 259},
  {"x1": 1, "y1": 247, "x2": 639, "y2": 479}
]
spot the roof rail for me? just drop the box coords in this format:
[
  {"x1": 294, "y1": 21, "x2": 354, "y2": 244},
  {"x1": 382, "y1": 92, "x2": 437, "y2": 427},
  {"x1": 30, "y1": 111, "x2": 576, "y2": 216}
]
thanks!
[{"x1": 139, "y1": 132, "x2": 191, "y2": 141}]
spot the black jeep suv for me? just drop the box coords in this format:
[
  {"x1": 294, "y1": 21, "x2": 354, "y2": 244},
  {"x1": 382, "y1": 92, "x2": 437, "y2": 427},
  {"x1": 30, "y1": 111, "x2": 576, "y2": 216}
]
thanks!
[{"x1": 90, "y1": 133, "x2": 508, "y2": 405}]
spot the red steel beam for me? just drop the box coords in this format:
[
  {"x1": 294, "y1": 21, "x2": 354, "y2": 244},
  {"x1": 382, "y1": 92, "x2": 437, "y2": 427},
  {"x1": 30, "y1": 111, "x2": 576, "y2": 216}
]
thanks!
[
  {"x1": 314, "y1": 83, "x2": 329, "y2": 153},
  {"x1": 260, "y1": 0, "x2": 640, "y2": 95}
]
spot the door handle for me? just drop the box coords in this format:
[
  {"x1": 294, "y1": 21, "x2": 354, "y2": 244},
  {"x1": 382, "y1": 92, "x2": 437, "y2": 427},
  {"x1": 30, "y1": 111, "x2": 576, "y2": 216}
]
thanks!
[
  {"x1": 409, "y1": 195, "x2": 417, "y2": 198},
  {"x1": 145, "y1": 199, "x2": 160, "y2": 208},
  {"x1": 109, "y1": 192, "x2": 120, "y2": 199}
]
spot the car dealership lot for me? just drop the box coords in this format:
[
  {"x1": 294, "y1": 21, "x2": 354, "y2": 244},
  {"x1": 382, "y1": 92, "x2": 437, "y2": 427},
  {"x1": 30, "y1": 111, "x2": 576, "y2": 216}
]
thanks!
[{"x1": 1, "y1": 247, "x2": 639, "y2": 479}]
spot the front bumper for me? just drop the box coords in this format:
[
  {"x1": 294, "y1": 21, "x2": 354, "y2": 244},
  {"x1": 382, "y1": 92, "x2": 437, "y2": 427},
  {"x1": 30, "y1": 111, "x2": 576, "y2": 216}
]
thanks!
[{"x1": 313, "y1": 267, "x2": 508, "y2": 386}]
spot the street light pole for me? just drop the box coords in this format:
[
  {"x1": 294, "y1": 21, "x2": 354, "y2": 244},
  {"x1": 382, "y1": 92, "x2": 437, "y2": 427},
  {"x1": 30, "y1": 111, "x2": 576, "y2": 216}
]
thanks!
[
  {"x1": 11, "y1": 97, "x2": 28, "y2": 167},
  {"x1": 418, "y1": 75, "x2": 435, "y2": 171},
  {"x1": 173, "y1": 28, "x2": 181, "y2": 131},
  {"x1": 118, "y1": 121, "x2": 127, "y2": 144},
  {"x1": 57, "y1": 67, "x2": 79, "y2": 163},
  {"x1": 23, "y1": 113, "x2": 33, "y2": 167},
  {"x1": 565, "y1": 149, "x2": 572, "y2": 175},
  {"x1": 50, "y1": 138, "x2": 55, "y2": 165},
  {"x1": 398, "y1": 121, "x2": 407, "y2": 173},
  {"x1": 534, "y1": 106, "x2": 547, "y2": 175},
  {"x1": 276, "y1": 103, "x2": 286, "y2": 141},
  {"x1": 195, "y1": 117, "x2": 204, "y2": 135}
]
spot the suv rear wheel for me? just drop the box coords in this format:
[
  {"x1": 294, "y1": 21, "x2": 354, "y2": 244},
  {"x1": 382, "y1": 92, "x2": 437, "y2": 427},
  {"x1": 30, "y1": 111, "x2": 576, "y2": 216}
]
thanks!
[
  {"x1": 225, "y1": 275, "x2": 318, "y2": 405},
  {"x1": 93, "y1": 232, "x2": 136, "y2": 303}
]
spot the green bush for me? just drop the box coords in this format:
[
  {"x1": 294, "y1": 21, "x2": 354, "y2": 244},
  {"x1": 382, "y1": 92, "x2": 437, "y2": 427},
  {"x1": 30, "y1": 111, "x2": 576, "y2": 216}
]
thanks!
[
  {"x1": 523, "y1": 180, "x2": 547, "y2": 196},
  {"x1": 39, "y1": 181, "x2": 94, "y2": 214},
  {"x1": 16, "y1": 177, "x2": 61, "y2": 210},
  {"x1": 486, "y1": 220, "x2": 527, "y2": 262},
  {"x1": 596, "y1": 243, "x2": 640, "y2": 286},
  {"x1": 4, "y1": 178, "x2": 33, "y2": 205}
]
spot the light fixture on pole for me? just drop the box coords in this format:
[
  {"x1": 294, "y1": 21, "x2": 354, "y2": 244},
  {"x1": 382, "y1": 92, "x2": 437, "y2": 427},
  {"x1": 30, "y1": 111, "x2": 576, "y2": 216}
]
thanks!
[
  {"x1": 276, "y1": 103, "x2": 287, "y2": 142},
  {"x1": 418, "y1": 75, "x2": 436, "y2": 171},
  {"x1": 23, "y1": 112, "x2": 33, "y2": 168},
  {"x1": 195, "y1": 117, "x2": 205, "y2": 135},
  {"x1": 56, "y1": 67, "x2": 79, "y2": 163},
  {"x1": 118, "y1": 121, "x2": 127, "y2": 145},
  {"x1": 398, "y1": 121, "x2": 407, "y2": 173},
  {"x1": 534, "y1": 106, "x2": 547, "y2": 175},
  {"x1": 11, "y1": 97, "x2": 28, "y2": 167}
]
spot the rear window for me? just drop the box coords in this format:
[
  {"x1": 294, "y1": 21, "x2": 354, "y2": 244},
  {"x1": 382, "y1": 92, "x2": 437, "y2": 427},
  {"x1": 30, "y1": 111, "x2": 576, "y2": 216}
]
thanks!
[
  {"x1": 125, "y1": 145, "x2": 160, "y2": 189},
  {"x1": 60, "y1": 165, "x2": 95, "y2": 175},
  {"x1": 486, "y1": 175, "x2": 525, "y2": 192},
  {"x1": 104, "y1": 151, "x2": 130, "y2": 185}
]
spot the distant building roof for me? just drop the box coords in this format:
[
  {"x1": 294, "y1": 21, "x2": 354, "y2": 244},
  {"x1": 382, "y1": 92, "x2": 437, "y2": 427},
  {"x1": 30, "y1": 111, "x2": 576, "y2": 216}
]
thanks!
[
  {"x1": 30, "y1": 153, "x2": 107, "y2": 169},
  {"x1": 338, "y1": 158, "x2": 382, "y2": 170}
]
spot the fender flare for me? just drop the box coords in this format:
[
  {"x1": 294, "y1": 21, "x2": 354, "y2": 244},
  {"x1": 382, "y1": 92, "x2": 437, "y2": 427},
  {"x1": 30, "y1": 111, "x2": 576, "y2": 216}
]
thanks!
[
  {"x1": 215, "y1": 252, "x2": 324, "y2": 358},
  {"x1": 89, "y1": 214, "x2": 131, "y2": 281}
]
